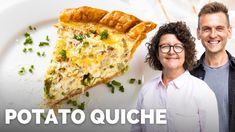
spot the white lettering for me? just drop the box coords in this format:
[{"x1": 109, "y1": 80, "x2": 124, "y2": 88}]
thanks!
[
  {"x1": 127, "y1": 109, "x2": 139, "y2": 124},
  {"x1": 106, "y1": 109, "x2": 119, "y2": 124},
  {"x1": 71, "y1": 109, "x2": 85, "y2": 124},
  {"x1": 90, "y1": 109, "x2": 105, "y2": 124},
  {"x1": 18, "y1": 109, "x2": 31, "y2": 124},
  {"x1": 141, "y1": 109, "x2": 154, "y2": 124},
  {"x1": 156, "y1": 109, "x2": 167, "y2": 124},
  {"x1": 5, "y1": 109, "x2": 17, "y2": 124},
  {"x1": 4, "y1": 108, "x2": 167, "y2": 125},
  {"x1": 44, "y1": 109, "x2": 58, "y2": 124},
  {"x1": 32, "y1": 109, "x2": 44, "y2": 124},
  {"x1": 120, "y1": 109, "x2": 126, "y2": 124},
  {"x1": 58, "y1": 109, "x2": 71, "y2": 124}
]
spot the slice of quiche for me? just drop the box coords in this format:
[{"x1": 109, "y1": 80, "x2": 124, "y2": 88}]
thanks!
[{"x1": 44, "y1": 6, "x2": 156, "y2": 108}]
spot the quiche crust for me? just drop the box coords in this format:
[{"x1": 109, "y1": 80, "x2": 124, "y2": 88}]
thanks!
[{"x1": 59, "y1": 6, "x2": 156, "y2": 38}]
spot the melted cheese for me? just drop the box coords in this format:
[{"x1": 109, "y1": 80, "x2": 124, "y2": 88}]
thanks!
[{"x1": 45, "y1": 22, "x2": 135, "y2": 104}]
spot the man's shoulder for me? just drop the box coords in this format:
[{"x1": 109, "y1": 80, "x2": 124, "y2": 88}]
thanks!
[{"x1": 228, "y1": 51, "x2": 235, "y2": 66}]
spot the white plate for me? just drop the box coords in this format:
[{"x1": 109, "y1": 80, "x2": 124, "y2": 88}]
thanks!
[{"x1": 0, "y1": 0, "x2": 158, "y2": 131}]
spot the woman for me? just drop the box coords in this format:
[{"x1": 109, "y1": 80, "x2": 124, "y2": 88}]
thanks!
[{"x1": 131, "y1": 22, "x2": 219, "y2": 132}]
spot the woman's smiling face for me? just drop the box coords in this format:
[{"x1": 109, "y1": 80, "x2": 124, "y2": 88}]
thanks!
[{"x1": 158, "y1": 34, "x2": 185, "y2": 71}]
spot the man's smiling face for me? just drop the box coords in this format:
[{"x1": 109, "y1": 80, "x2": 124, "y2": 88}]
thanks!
[{"x1": 197, "y1": 12, "x2": 232, "y2": 54}]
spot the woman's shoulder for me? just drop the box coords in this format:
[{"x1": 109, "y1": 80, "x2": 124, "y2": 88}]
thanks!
[{"x1": 139, "y1": 76, "x2": 161, "y2": 95}]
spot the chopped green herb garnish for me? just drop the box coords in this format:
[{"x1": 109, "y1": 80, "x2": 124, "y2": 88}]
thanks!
[
  {"x1": 129, "y1": 78, "x2": 136, "y2": 84},
  {"x1": 107, "y1": 80, "x2": 126, "y2": 94},
  {"x1": 85, "y1": 92, "x2": 89, "y2": 97},
  {"x1": 122, "y1": 65, "x2": 129, "y2": 73},
  {"x1": 67, "y1": 99, "x2": 85, "y2": 110},
  {"x1": 78, "y1": 48, "x2": 81, "y2": 54},
  {"x1": 85, "y1": 33, "x2": 90, "y2": 38},
  {"x1": 71, "y1": 100, "x2": 77, "y2": 106},
  {"x1": 39, "y1": 42, "x2": 49, "y2": 47},
  {"x1": 109, "y1": 65, "x2": 114, "y2": 68},
  {"x1": 59, "y1": 49, "x2": 67, "y2": 61},
  {"x1": 111, "y1": 80, "x2": 121, "y2": 87},
  {"x1": 23, "y1": 32, "x2": 33, "y2": 45},
  {"x1": 111, "y1": 86, "x2": 115, "y2": 93},
  {"x1": 24, "y1": 36, "x2": 33, "y2": 45},
  {"x1": 107, "y1": 82, "x2": 115, "y2": 93},
  {"x1": 81, "y1": 73, "x2": 92, "y2": 86},
  {"x1": 37, "y1": 52, "x2": 41, "y2": 56},
  {"x1": 117, "y1": 63, "x2": 128, "y2": 73},
  {"x1": 90, "y1": 30, "x2": 97, "y2": 34},
  {"x1": 40, "y1": 114, "x2": 46, "y2": 121},
  {"x1": 138, "y1": 79, "x2": 142, "y2": 85},
  {"x1": 46, "y1": 35, "x2": 50, "y2": 41},
  {"x1": 23, "y1": 48, "x2": 27, "y2": 53},
  {"x1": 24, "y1": 32, "x2": 30, "y2": 37},
  {"x1": 67, "y1": 99, "x2": 78, "y2": 106},
  {"x1": 61, "y1": 92, "x2": 65, "y2": 96},
  {"x1": 23, "y1": 48, "x2": 33, "y2": 53},
  {"x1": 28, "y1": 26, "x2": 36, "y2": 31},
  {"x1": 29, "y1": 26, "x2": 33, "y2": 30},
  {"x1": 100, "y1": 30, "x2": 108, "y2": 40},
  {"x1": 28, "y1": 48, "x2": 33, "y2": 52},
  {"x1": 18, "y1": 67, "x2": 26, "y2": 75},
  {"x1": 83, "y1": 41, "x2": 89, "y2": 47},
  {"x1": 119, "y1": 86, "x2": 124, "y2": 92},
  {"x1": 44, "y1": 78, "x2": 53, "y2": 99},
  {"x1": 29, "y1": 68, "x2": 33, "y2": 73},
  {"x1": 78, "y1": 102, "x2": 85, "y2": 110},
  {"x1": 42, "y1": 52, "x2": 46, "y2": 57},
  {"x1": 36, "y1": 52, "x2": 45, "y2": 57},
  {"x1": 67, "y1": 100, "x2": 72, "y2": 104},
  {"x1": 106, "y1": 82, "x2": 113, "y2": 88},
  {"x1": 74, "y1": 34, "x2": 84, "y2": 42},
  {"x1": 29, "y1": 65, "x2": 34, "y2": 73}
]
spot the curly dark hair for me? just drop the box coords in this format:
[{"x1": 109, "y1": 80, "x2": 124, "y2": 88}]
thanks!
[{"x1": 145, "y1": 21, "x2": 196, "y2": 71}]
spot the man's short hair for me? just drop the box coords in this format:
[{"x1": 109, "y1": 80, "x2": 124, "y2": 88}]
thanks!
[{"x1": 198, "y1": 1, "x2": 230, "y2": 28}]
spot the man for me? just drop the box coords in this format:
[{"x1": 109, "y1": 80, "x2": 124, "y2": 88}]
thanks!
[{"x1": 190, "y1": 2, "x2": 235, "y2": 132}]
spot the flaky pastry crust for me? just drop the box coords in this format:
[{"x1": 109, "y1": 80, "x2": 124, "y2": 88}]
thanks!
[{"x1": 59, "y1": 6, "x2": 157, "y2": 39}]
